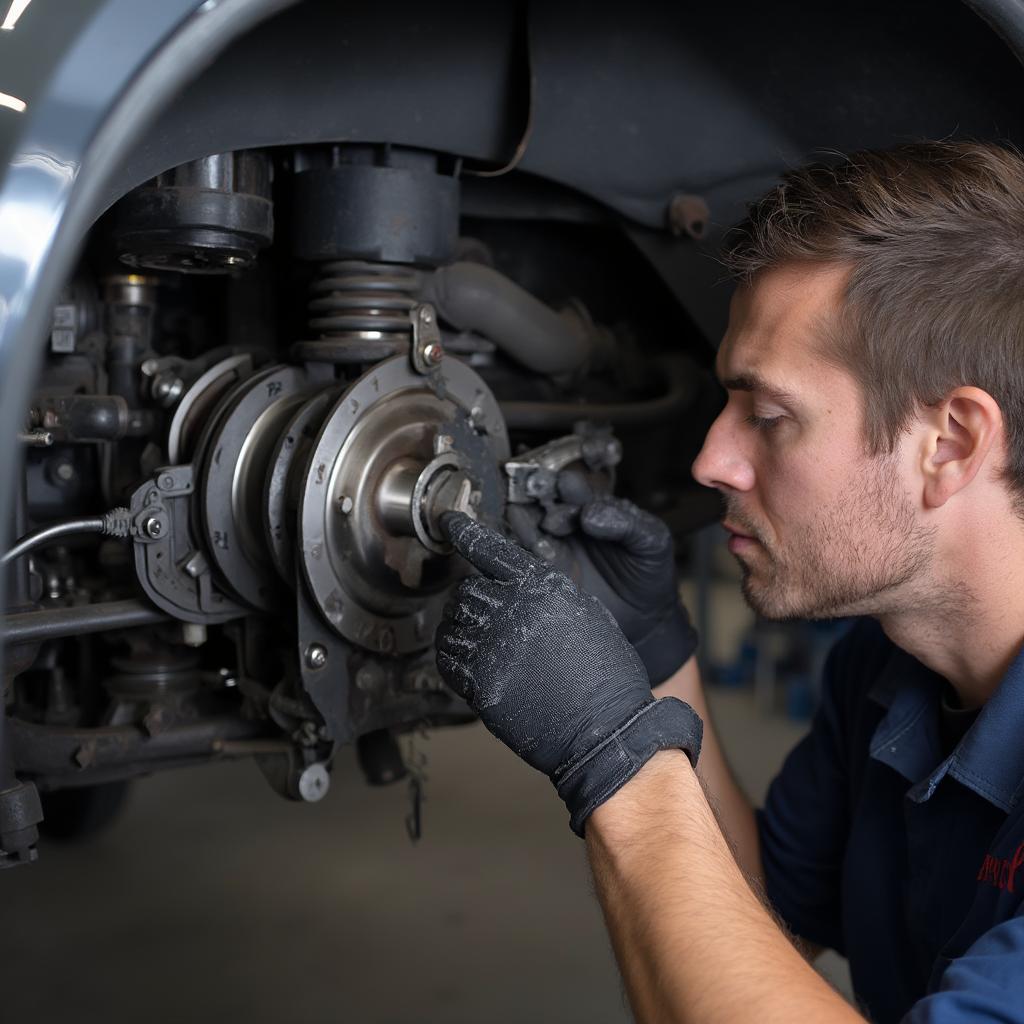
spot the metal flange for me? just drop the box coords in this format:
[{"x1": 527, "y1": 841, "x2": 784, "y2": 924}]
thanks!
[{"x1": 298, "y1": 354, "x2": 508, "y2": 654}]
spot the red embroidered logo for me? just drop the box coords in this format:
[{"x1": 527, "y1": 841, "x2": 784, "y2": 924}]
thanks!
[{"x1": 977, "y1": 842, "x2": 1024, "y2": 893}]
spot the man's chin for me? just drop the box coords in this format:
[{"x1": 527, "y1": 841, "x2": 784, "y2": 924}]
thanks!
[{"x1": 740, "y1": 569, "x2": 815, "y2": 622}]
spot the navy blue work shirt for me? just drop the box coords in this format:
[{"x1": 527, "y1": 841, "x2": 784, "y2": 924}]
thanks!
[{"x1": 757, "y1": 619, "x2": 1024, "y2": 1023}]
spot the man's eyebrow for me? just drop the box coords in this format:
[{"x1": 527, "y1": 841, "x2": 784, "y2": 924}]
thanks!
[{"x1": 720, "y1": 373, "x2": 797, "y2": 405}]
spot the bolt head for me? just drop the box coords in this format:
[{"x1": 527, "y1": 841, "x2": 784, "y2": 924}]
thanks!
[
  {"x1": 536, "y1": 538, "x2": 557, "y2": 561},
  {"x1": 55, "y1": 462, "x2": 75, "y2": 482},
  {"x1": 420, "y1": 308, "x2": 434, "y2": 324},
  {"x1": 337, "y1": 494, "x2": 354, "y2": 515},
  {"x1": 144, "y1": 517, "x2": 163, "y2": 538},
  {"x1": 298, "y1": 763, "x2": 330, "y2": 802},
  {"x1": 305, "y1": 643, "x2": 328, "y2": 670},
  {"x1": 423, "y1": 343, "x2": 443, "y2": 364},
  {"x1": 355, "y1": 664, "x2": 381, "y2": 691}
]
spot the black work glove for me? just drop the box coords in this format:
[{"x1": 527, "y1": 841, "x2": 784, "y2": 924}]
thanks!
[
  {"x1": 506, "y1": 472, "x2": 697, "y2": 686},
  {"x1": 436, "y1": 512, "x2": 703, "y2": 837}
]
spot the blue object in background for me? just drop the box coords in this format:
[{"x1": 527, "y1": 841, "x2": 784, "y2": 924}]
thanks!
[{"x1": 785, "y1": 672, "x2": 816, "y2": 721}]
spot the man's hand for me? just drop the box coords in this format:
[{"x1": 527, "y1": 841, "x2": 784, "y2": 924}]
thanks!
[
  {"x1": 435, "y1": 511, "x2": 702, "y2": 836},
  {"x1": 506, "y1": 473, "x2": 697, "y2": 685}
]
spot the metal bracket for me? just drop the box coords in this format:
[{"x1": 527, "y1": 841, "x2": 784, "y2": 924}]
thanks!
[
  {"x1": 129, "y1": 465, "x2": 244, "y2": 624},
  {"x1": 410, "y1": 303, "x2": 444, "y2": 375},
  {"x1": 504, "y1": 426, "x2": 622, "y2": 504}
]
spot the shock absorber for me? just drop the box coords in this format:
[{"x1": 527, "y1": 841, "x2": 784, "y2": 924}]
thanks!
[{"x1": 288, "y1": 143, "x2": 460, "y2": 366}]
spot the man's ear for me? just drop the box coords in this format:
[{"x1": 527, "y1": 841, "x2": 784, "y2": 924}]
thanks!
[{"x1": 920, "y1": 387, "x2": 1003, "y2": 509}]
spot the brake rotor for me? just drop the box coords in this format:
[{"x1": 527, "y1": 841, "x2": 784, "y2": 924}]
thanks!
[
  {"x1": 263, "y1": 387, "x2": 334, "y2": 585},
  {"x1": 195, "y1": 364, "x2": 313, "y2": 611}
]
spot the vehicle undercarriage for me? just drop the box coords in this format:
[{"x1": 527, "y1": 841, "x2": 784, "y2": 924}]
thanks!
[{"x1": 1, "y1": 0, "x2": 1022, "y2": 864}]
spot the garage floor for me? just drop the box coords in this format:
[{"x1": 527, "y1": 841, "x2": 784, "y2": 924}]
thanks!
[{"x1": 0, "y1": 688, "x2": 849, "y2": 1023}]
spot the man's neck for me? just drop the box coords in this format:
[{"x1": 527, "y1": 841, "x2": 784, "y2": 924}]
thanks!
[{"x1": 877, "y1": 515, "x2": 1024, "y2": 709}]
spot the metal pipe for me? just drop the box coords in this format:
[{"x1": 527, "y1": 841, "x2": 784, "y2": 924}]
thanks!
[
  {"x1": 9, "y1": 714, "x2": 273, "y2": 781},
  {"x1": 500, "y1": 356, "x2": 696, "y2": 431},
  {"x1": 426, "y1": 262, "x2": 593, "y2": 375},
  {"x1": 3, "y1": 600, "x2": 169, "y2": 645}
]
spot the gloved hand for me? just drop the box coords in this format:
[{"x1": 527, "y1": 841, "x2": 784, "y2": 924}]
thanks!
[
  {"x1": 436, "y1": 511, "x2": 703, "y2": 837},
  {"x1": 506, "y1": 471, "x2": 697, "y2": 686}
]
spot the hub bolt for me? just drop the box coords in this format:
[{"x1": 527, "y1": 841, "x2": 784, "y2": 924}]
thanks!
[{"x1": 305, "y1": 643, "x2": 328, "y2": 670}]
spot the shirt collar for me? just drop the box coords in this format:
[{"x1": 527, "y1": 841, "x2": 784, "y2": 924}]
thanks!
[{"x1": 867, "y1": 633, "x2": 1024, "y2": 813}]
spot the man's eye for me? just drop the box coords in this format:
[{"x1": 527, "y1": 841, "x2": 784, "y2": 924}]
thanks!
[{"x1": 745, "y1": 413, "x2": 783, "y2": 432}]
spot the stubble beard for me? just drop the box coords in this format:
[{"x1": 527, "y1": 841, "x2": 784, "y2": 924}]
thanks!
[{"x1": 728, "y1": 455, "x2": 936, "y2": 622}]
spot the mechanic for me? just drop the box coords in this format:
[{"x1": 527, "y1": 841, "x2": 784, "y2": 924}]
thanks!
[{"x1": 435, "y1": 141, "x2": 1024, "y2": 1023}]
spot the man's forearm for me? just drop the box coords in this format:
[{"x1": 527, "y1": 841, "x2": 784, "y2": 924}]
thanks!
[
  {"x1": 586, "y1": 750, "x2": 861, "y2": 1024},
  {"x1": 654, "y1": 658, "x2": 762, "y2": 885}
]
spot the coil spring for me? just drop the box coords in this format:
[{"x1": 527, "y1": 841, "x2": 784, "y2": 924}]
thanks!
[{"x1": 293, "y1": 260, "x2": 423, "y2": 365}]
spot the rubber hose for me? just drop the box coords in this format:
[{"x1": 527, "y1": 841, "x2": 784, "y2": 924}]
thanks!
[
  {"x1": 427, "y1": 262, "x2": 592, "y2": 375},
  {"x1": 499, "y1": 356, "x2": 696, "y2": 431},
  {"x1": 1, "y1": 508, "x2": 132, "y2": 567}
]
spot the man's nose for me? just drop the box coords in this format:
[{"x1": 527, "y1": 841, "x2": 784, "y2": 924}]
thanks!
[{"x1": 692, "y1": 412, "x2": 756, "y2": 493}]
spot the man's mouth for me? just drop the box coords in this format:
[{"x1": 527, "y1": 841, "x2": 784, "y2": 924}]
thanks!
[{"x1": 722, "y1": 520, "x2": 761, "y2": 555}]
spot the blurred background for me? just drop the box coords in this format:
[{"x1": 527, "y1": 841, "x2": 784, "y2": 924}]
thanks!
[{"x1": 1, "y1": 526, "x2": 851, "y2": 1024}]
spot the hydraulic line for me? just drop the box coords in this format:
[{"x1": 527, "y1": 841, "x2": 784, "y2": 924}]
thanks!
[
  {"x1": 1, "y1": 508, "x2": 132, "y2": 567},
  {"x1": 426, "y1": 261, "x2": 596, "y2": 376},
  {"x1": 3, "y1": 599, "x2": 169, "y2": 644},
  {"x1": 499, "y1": 356, "x2": 697, "y2": 430}
]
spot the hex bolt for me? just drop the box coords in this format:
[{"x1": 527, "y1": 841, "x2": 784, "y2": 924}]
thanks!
[
  {"x1": 143, "y1": 516, "x2": 163, "y2": 539},
  {"x1": 18, "y1": 430, "x2": 53, "y2": 447},
  {"x1": 536, "y1": 538, "x2": 557, "y2": 561},
  {"x1": 305, "y1": 643, "x2": 328, "y2": 670},
  {"x1": 355, "y1": 664, "x2": 383, "y2": 691},
  {"x1": 423, "y1": 343, "x2": 443, "y2": 365},
  {"x1": 469, "y1": 405, "x2": 487, "y2": 432}
]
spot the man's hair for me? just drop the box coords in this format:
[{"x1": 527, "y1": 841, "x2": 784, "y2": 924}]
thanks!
[{"x1": 721, "y1": 140, "x2": 1024, "y2": 504}]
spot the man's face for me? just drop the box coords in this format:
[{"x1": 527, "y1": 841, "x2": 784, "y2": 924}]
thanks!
[{"x1": 692, "y1": 263, "x2": 934, "y2": 621}]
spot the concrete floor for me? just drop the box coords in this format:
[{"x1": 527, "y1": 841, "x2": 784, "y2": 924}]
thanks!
[{"x1": 0, "y1": 688, "x2": 848, "y2": 1023}]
